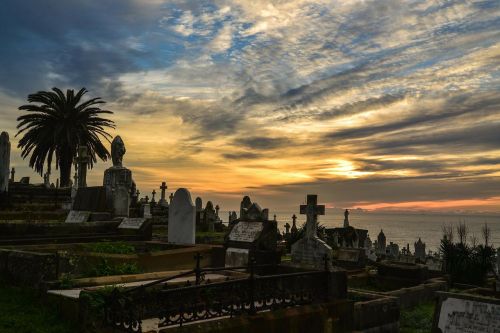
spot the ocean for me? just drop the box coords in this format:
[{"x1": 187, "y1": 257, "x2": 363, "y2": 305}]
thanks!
[{"x1": 223, "y1": 209, "x2": 500, "y2": 252}]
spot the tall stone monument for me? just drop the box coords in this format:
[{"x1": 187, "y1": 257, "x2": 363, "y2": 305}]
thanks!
[
  {"x1": 414, "y1": 238, "x2": 426, "y2": 261},
  {"x1": 103, "y1": 136, "x2": 134, "y2": 217},
  {"x1": 168, "y1": 188, "x2": 196, "y2": 245},
  {"x1": 75, "y1": 145, "x2": 90, "y2": 188},
  {"x1": 0, "y1": 132, "x2": 10, "y2": 193},
  {"x1": 291, "y1": 194, "x2": 332, "y2": 269}
]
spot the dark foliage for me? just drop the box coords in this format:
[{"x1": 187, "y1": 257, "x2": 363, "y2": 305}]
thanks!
[
  {"x1": 16, "y1": 87, "x2": 115, "y2": 187},
  {"x1": 440, "y1": 223, "x2": 496, "y2": 286}
]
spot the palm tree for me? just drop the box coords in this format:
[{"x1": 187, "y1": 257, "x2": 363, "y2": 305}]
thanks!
[{"x1": 16, "y1": 87, "x2": 115, "y2": 187}]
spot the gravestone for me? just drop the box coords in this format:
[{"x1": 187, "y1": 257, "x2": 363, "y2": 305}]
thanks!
[
  {"x1": 225, "y1": 220, "x2": 278, "y2": 267},
  {"x1": 168, "y1": 188, "x2": 196, "y2": 245},
  {"x1": 10, "y1": 167, "x2": 15, "y2": 183},
  {"x1": 225, "y1": 199, "x2": 278, "y2": 267},
  {"x1": 432, "y1": 291, "x2": 500, "y2": 332},
  {"x1": 158, "y1": 182, "x2": 168, "y2": 207},
  {"x1": 195, "y1": 197, "x2": 203, "y2": 212},
  {"x1": 291, "y1": 194, "x2": 333, "y2": 269},
  {"x1": 204, "y1": 201, "x2": 217, "y2": 232},
  {"x1": 335, "y1": 248, "x2": 367, "y2": 269},
  {"x1": 0, "y1": 132, "x2": 10, "y2": 193},
  {"x1": 240, "y1": 196, "x2": 252, "y2": 218},
  {"x1": 119, "y1": 217, "x2": 147, "y2": 230},
  {"x1": 377, "y1": 229, "x2": 387, "y2": 255},
  {"x1": 142, "y1": 203, "x2": 152, "y2": 218},
  {"x1": 103, "y1": 136, "x2": 134, "y2": 217},
  {"x1": 65, "y1": 210, "x2": 91, "y2": 223},
  {"x1": 414, "y1": 238, "x2": 426, "y2": 261}
]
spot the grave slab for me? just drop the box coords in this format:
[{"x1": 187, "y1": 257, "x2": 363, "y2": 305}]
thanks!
[{"x1": 65, "y1": 210, "x2": 91, "y2": 223}]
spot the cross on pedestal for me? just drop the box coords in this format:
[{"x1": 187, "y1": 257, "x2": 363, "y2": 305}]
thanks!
[
  {"x1": 159, "y1": 181, "x2": 167, "y2": 204},
  {"x1": 151, "y1": 189, "x2": 156, "y2": 203},
  {"x1": 300, "y1": 195, "x2": 325, "y2": 239}
]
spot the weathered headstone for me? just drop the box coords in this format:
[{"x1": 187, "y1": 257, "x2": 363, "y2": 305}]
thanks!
[
  {"x1": 168, "y1": 188, "x2": 196, "y2": 245},
  {"x1": 103, "y1": 136, "x2": 134, "y2": 217},
  {"x1": 291, "y1": 194, "x2": 332, "y2": 269},
  {"x1": 195, "y1": 197, "x2": 203, "y2": 212},
  {"x1": 0, "y1": 132, "x2": 10, "y2": 193},
  {"x1": 225, "y1": 198, "x2": 278, "y2": 267},
  {"x1": 414, "y1": 238, "x2": 426, "y2": 261},
  {"x1": 119, "y1": 217, "x2": 147, "y2": 230},
  {"x1": 142, "y1": 203, "x2": 152, "y2": 218},
  {"x1": 432, "y1": 292, "x2": 500, "y2": 332},
  {"x1": 204, "y1": 201, "x2": 217, "y2": 232},
  {"x1": 65, "y1": 210, "x2": 91, "y2": 223},
  {"x1": 240, "y1": 195, "x2": 252, "y2": 218}
]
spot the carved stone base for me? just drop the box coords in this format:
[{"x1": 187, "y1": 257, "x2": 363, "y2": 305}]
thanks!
[{"x1": 291, "y1": 236, "x2": 333, "y2": 270}]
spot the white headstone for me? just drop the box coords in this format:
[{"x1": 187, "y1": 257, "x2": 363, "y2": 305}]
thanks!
[
  {"x1": 0, "y1": 132, "x2": 10, "y2": 193},
  {"x1": 119, "y1": 217, "x2": 147, "y2": 230},
  {"x1": 65, "y1": 210, "x2": 91, "y2": 223},
  {"x1": 168, "y1": 188, "x2": 196, "y2": 245}
]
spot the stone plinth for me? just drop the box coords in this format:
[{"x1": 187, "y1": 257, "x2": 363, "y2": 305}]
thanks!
[
  {"x1": 0, "y1": 132, "x2": 10, "y2": 193},
  {"x1": 103, "y1": 166, "x2": 133, "y2": 217},
  {"x1": 292, "y1": 236, "x2": 332, "y2": 269}
]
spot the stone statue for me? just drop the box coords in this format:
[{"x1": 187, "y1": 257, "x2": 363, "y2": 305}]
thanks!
[{"x1": 111, "y1": 136, "x2": 126, "y2": 167}]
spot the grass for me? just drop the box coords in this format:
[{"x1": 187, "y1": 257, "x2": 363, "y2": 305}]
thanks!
[
  {"x1": 0, "y1": 281, "x2": 77, "y2": 333},
  {"x1": 84, "y1": 241, "x2": 136, "y2": 254},
  {"x1": 400, "y1": 302, "x2": 435, "y2": 333}
]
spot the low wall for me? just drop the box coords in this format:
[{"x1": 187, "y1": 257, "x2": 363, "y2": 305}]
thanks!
[
  {"x1": 350, "y1": 291, "x2": 400, "y2": 332},
  {"x1": 385, "y1": 278, "x2": 447, "y2": 309},
  {"x1": 0, "y1": 249, "x2": 58, "y2": 287}
]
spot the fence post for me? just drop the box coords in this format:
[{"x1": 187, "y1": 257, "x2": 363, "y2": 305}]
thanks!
[
  {"x1": 248, "y1": 257, "x2": 256, "y2": 315},
  {"x1": 194, "y1": 252, "x2": 203, "y2": 285}
]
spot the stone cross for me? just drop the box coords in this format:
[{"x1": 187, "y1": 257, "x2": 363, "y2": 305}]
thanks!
[
  {"x1": 75, "y1": 146, "x2": 90, "y2": 188},
  {"x1": 159, "y1": 181, "x2": 168, "y2": 205},
  {"x1": 145, "y1": 195, "x2": 149, "y2": 203},
  {"x1": 10, "y1": 167, "x2": 15, "y2": 183},
  {"x1": 215, "y1": 204, "x2": 220, "y2": 217},
  {"x1": 300, "y1": 195, "x2": 325, "y2": 239},
  {"x1": 285, "y1": 222, "x2": 291, "y2": 235},
  {"x1": 151, "y1": 189, "x2": 156, "y2": 203},
  {"x1": 169, "y1": 192, "x2": 174, "y2": 204}
]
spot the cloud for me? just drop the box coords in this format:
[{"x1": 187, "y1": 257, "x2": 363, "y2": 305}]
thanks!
[{"x1": 1, "y1": 0, "x2": 499, "y2": 212}]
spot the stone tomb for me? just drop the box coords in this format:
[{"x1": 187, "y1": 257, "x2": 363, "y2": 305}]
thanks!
[
  {"x1": 291, "y1": 194, "x2": 333, "y2": 270},
  {"x1": 168, "y1": 188, "x2": 196, "y2": 245},
  {"x1": 225, "y1": 202, "x2": 278, "y2": 267},
  {"x1": 432, "y1": 291, "x2": 500, "y2": 333},
  {"x1": 335, "y1": 247, "x2": 367, "y2": 269},
  {"x1": 65, "y1": 210, "x2": 91, "y2": 223}
]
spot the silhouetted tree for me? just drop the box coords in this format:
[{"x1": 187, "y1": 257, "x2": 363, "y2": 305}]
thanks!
[{"x1": 16, "y1": 87, "x2": 115, "y2": 187}]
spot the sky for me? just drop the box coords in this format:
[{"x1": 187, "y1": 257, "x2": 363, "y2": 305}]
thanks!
[{"x1": 0, "y1": 0, "x2": 499, "y2": 213}]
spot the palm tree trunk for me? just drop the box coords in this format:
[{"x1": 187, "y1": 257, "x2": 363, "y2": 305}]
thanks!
[{"x1": 59, "y1": 155, "x2": 72, "y2": 188}]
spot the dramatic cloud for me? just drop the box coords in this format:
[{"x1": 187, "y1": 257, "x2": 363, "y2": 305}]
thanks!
[{"x1": 1, "y1": 0, "x2": 499, "y2": 212}]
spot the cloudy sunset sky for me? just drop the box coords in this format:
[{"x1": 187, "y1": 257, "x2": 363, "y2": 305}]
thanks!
[{"x1": 1, "y1": 0, "x2": 499, "y2": 212}]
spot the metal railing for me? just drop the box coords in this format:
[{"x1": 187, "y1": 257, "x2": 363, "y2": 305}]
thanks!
[{"x1": 104, "y1": 254, "x2": 331, "y2": 332}]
